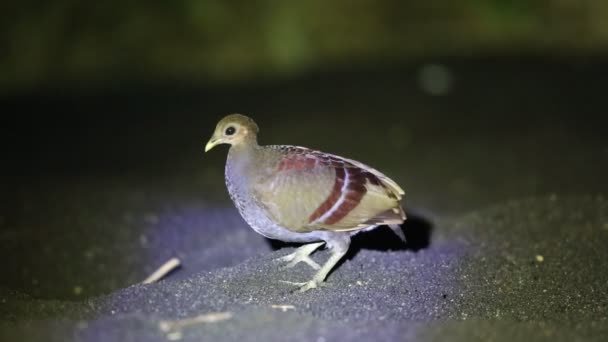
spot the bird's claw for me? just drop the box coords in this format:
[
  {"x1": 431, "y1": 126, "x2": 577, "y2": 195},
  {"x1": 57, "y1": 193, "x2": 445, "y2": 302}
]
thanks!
[{"x1": 279, "y1": 280, "x2": 321, "y2": 292}]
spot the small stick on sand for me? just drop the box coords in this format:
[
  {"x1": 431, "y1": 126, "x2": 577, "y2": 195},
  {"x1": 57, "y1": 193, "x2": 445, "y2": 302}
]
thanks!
[
  {"x1": 271, "y1": 304, "x2": 296, "y2": 312},
  {"x1": 142, "y1": 257, "x2": 181, "y2": 284},
  {"x1": 158, "y1": 312, "x2": 233, "y2": 332}
]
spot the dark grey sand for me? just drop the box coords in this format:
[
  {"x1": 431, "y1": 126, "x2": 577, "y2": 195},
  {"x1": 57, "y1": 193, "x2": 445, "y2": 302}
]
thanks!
[
  {"x1": 1, "y1": 58, "x2": 607, "y2": 341},
  {"x1": 2, "y1": 195, "x2": 608, "y2": 342}
]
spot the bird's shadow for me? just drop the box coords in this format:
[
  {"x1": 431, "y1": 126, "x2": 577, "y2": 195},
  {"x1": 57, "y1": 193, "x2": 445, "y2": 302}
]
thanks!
[{"x1": 267, "y1": 213, "x2": 433, "y2": 261}]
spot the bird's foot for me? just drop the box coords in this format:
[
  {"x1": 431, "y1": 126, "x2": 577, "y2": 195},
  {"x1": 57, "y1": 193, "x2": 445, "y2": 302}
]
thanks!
[
  {"x1": 278, "y1": 236, "x2": 349, "y2": 293},
  {"x1": 274, "y1": 242, "x2": 324, "y2": 270},
  {"x1": 279, "y1": 279, "x2": 322, "y2": 292}
]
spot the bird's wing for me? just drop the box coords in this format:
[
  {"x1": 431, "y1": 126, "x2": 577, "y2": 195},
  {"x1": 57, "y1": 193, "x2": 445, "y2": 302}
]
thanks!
[{"x1": 253, "y1": 146, "x2": 405, "y2": 233}]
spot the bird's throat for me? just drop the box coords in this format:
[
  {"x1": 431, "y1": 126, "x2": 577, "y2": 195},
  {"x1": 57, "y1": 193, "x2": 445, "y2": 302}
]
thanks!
[{"x1": 226, "y1": 143, "x2": 260, "y2": 183}]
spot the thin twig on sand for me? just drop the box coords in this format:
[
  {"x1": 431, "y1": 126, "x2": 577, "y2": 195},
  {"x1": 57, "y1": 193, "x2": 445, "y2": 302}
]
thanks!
[
  {"x1": 271, "y1": 304, "x2": 296, "y2": 312},
  {"x1": 158, "y1": 312, "x2": 233, "y2": 333},
  {"x1": 142, "y1": 257, "x2": 181, "y2": 284}
]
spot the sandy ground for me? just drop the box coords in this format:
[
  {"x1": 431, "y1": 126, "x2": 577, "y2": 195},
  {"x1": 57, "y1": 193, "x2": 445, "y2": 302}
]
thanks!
[{"x1": 1, "y1": 57, "x2": 607, "y2": 341}]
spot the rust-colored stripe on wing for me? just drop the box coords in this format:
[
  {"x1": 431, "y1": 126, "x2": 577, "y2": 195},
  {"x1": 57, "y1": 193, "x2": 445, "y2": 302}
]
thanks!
[
  {"x1": 323, "y1": 168, "x2": 368, "y2": 225},
  {"x1": 308, "y1": 167, "x2": 345, "y2": 223},
  {"x1": 277, "y1": 155, "x2": 317, "y2": 172},
  {"x1": 308, "y1": 152, "x2": 394, "y2": 226}
]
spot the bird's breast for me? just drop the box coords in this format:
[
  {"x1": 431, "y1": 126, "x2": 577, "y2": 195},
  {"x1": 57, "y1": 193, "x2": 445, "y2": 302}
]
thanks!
[{"x1": 224, "y1": 151, "x2": 323, "y2": 243}]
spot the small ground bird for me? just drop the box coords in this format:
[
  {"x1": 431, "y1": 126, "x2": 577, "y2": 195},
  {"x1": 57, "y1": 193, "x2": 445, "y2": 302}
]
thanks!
[{"x1": 205, "y1": 114, "x2": 406, "y2": 292}]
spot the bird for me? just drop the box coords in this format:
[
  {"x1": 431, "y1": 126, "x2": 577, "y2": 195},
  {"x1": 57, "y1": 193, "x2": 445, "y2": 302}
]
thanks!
[{"x1": 205, "y1": 114, "x2": 406, "y2": 292}]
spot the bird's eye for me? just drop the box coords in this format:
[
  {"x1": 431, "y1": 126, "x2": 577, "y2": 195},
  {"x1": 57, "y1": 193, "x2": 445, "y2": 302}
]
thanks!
[{"x1": 225, "y1": 126, "x2": 236, "y2": 136}]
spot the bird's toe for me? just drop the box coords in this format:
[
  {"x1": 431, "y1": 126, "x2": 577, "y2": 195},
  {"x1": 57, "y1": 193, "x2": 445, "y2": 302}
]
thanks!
[{"x1": 276, "y1": 253, "x2": 321, "y2": 270}]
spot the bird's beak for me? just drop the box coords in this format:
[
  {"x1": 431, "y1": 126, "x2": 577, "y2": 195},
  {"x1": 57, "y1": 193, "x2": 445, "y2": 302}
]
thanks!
[{"x1": 205, "y1": 138, "x2": 220, "y2": 152}]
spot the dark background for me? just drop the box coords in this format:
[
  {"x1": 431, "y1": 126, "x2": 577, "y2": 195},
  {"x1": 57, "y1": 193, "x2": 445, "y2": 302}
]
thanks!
[
  {"x1": 1, "y1": 1, "x2": 608, "y2": 341},
  {"x1": 2, "y1": 1, "x2": 607, "y2": 186}
]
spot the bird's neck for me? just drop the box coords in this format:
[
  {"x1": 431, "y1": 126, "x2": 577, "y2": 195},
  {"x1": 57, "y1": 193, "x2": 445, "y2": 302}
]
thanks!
[{"x1": 227, "y1": 140, "x2": 260, "y2": 176}]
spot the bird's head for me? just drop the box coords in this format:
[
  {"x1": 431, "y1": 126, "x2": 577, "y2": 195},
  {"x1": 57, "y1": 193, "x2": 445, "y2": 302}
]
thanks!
[{"x1": 205, "y1": 114, "x2": 260, "y2": 152}]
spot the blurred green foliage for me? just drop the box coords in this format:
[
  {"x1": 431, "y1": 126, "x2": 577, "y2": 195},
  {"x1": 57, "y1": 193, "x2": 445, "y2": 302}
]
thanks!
[{"x1": 1, "y1": 0, "x2": 607, "y2": 89}]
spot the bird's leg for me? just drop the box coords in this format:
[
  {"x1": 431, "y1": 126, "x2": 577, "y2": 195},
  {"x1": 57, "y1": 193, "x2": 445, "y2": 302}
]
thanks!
[
  {"x1": 281, "y1": 234, "x2": 351, "y2": 292},
  {"x1": 276, "y1": 241, "x2": 325, "y2": 270},
  {"x1": 297, "y1": 247, "x2": 348, "y2": 292}
]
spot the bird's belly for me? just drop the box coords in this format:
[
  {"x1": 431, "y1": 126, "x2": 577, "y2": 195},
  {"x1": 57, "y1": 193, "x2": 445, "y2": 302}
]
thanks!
[
  {"x1": 238, "y1": 197, "x2": 322, "y2": 243},
  {"x1": 239, "y1": 201, "x2": 378, "y2": 244}
]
